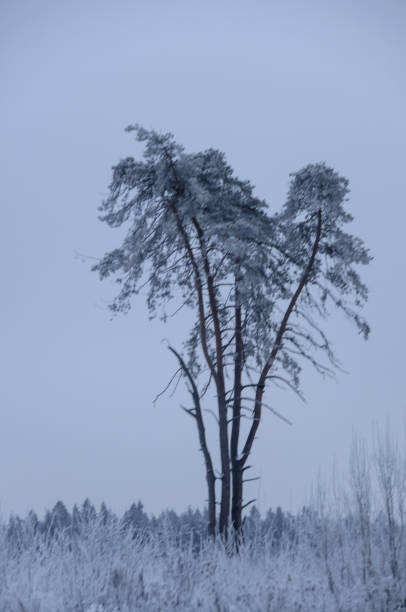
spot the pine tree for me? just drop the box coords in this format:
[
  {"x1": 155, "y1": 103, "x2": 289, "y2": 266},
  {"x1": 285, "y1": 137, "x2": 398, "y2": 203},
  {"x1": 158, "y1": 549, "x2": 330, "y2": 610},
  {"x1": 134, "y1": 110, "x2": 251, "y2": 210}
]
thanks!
[{"x1": 93, "y1": 126, "x2": 371, "y2": 537}]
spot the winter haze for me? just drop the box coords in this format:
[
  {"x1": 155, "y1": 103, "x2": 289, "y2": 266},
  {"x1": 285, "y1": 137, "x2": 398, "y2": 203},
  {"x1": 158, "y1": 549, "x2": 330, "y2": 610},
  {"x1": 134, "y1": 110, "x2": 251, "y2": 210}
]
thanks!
[{"x1": 0, "y1": 0, "x2": 405, "y2": 519}]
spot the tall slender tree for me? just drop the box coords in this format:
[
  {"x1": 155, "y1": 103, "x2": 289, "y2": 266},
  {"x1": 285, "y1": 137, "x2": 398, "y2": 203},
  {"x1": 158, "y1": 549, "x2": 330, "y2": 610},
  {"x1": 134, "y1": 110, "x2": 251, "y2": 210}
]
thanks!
[{"x1": 93, "y1": 125, "x2": 371, "y2": 536}]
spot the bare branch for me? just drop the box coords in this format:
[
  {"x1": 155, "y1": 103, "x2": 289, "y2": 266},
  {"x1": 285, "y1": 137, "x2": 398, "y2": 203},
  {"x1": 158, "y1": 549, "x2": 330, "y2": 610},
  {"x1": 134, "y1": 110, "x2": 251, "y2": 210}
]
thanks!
[
  {"x1": 180, "y1": 404, "x2": 197, "y2": 419},
  {"x1": 204, "y1": 408, "x2": 220, "y2": 425},
  {"x1": 241, "y1": 499, "x2": 256, "y2": 510},
  {"x1": 152, "y1": 368, "x2": 182, "y2": 404}
]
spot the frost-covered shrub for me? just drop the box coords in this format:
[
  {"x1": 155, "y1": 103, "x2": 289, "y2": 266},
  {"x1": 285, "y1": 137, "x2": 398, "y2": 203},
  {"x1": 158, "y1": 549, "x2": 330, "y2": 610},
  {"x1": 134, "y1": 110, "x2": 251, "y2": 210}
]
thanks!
[{"x1": 2, "y1": 501, "x2": 405, "y2": 611}]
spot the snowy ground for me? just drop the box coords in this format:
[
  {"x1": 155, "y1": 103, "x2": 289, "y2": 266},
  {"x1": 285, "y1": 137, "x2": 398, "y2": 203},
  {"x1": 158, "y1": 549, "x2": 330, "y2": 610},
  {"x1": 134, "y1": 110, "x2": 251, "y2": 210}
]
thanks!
[
  {"x1": 2, "y1": 433, "x2": 405, "y2": 611},
  {"x1": 2, "y1": 509, "x2": 405, "y2": 612}
]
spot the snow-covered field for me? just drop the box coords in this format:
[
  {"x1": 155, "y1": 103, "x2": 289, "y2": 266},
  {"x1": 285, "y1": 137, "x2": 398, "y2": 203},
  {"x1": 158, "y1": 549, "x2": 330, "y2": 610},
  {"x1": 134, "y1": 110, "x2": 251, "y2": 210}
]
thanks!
[
  {"x1": 2, "y1": 507, "x2": 405, "y2": 611},
  {"x1": 2, "y1": 434, "x2": 406, "y2": 611}
]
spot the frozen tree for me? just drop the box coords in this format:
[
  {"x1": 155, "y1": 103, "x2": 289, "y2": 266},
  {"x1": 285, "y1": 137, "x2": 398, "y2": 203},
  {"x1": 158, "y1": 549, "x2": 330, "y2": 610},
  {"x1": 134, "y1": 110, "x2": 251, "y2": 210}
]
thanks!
[
  {"x1": 349, "y1": 435, "x2": 373, "y2": 583},
  {"x1": 374, "y1": 426, "x2": 406, "y2": 580},
  {"x1": 122, "y1": 501, "x2": 149, "y2": 535},
  {"x1": 93, "y1": 125, "x2": 371, "y2": 537}
]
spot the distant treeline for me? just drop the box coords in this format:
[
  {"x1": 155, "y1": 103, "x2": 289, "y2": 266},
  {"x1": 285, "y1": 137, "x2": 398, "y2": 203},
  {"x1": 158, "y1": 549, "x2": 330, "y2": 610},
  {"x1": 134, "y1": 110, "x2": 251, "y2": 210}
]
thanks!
[{"x1": 5, "y1": 500, "x2": 297, "y2": 548}]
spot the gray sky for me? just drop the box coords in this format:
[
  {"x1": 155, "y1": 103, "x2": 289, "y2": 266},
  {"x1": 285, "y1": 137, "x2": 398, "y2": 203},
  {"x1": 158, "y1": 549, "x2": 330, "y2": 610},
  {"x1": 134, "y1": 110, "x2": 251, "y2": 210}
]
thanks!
[{"x1": 1, "y1": 0, "x2": 405, "y2": 519}]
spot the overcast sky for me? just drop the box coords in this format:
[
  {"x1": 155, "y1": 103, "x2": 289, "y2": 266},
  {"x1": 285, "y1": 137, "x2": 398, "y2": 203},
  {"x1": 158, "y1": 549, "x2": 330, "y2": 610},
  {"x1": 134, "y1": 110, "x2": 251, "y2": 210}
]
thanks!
[{"x1": 1, "y1": 0, "x2": 405, "y2": 519}]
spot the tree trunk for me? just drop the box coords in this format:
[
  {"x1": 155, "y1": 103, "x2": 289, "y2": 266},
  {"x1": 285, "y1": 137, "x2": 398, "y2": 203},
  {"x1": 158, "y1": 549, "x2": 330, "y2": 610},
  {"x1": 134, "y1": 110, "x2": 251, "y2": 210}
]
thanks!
[
  {"x1": 231, "y1": 460, "x2": 243, "y2": 532},
  {"x1": 192, "y1": 217, "x2": 230, "y2": 536},
  {"x1": 168, "y1": 346, "x2": 217, "y2": 537},
  {"x1": 231, "y1": 295, "x2": 243, "y2": 537},
  {"x1": 218, "y1": 395, "x2": 230, "y2": 535},
  {"x1": 235, "y1": 210, "x2": 323, "y2": 537}
]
